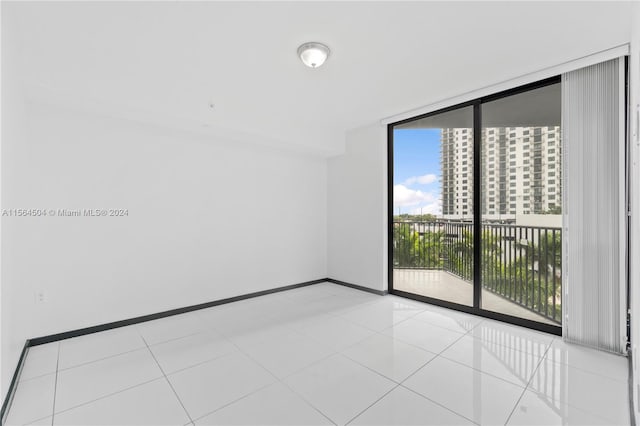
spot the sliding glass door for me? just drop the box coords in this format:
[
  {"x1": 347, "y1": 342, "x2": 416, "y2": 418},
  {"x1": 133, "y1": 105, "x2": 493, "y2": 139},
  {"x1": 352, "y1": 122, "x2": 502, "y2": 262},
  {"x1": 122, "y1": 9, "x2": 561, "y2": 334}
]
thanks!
[
  {"x1": 391, "y1": 106, "x2": 474, "y2": 306},
  {"x1": 389, "y1": 78, "x2": 562, "y2": 334},
  {"x1": 480, "y1": 83, "x2": 562, "y2": 326}
]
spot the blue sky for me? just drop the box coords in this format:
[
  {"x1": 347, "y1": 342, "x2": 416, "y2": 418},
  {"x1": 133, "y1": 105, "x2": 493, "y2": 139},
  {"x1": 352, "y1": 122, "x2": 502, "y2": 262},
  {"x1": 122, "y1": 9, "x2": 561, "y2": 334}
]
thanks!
[{"x1": 393, "y1": 128, "x2": 442, "y2": 215}]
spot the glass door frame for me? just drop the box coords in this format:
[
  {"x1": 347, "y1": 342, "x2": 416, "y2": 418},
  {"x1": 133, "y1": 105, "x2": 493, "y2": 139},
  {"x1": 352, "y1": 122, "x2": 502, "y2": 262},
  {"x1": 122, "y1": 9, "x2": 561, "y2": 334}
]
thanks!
[{"x1": 387, "y1": 76, "x2": 562, "y2": 336}]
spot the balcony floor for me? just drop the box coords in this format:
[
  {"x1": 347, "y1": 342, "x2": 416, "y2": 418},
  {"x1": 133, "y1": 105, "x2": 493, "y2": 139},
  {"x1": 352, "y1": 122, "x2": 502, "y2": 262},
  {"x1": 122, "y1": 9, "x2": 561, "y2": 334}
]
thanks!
[{"x1": 393, "y1": 269, "x2": 558, "y2": 326}]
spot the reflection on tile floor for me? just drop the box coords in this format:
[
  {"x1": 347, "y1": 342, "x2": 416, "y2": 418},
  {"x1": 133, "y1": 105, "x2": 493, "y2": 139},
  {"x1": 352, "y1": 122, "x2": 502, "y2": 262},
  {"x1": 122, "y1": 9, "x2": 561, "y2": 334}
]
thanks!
[{"x1": 5, "y1": 282, "x2": 630, "y2": 425}]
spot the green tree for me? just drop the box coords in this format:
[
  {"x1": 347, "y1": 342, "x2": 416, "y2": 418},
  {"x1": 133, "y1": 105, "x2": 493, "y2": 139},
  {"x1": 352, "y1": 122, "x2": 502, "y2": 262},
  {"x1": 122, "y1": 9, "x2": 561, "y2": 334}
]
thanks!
[
  {"x1": 421, "y1": 230, "x2": 444, "y2": 268},
  {"x1": 501, "y1": 230, "x2": 562, "y2": 321},
  {"x1": 445, "y1": 229, "x2": 472, "y2": 280},
  {"x1": 393, "y1": 224, "x2": 421, "y2": 267},
  {"x1": 393, "y1": 223, "x2": 443, "y2": 268}
]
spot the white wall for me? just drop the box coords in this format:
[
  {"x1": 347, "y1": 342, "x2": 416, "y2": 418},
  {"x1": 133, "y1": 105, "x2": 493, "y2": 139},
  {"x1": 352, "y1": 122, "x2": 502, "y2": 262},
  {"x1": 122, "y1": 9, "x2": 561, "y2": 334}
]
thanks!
[
  {"x1": 327, "y1": 124, "x2": 387, "y2": 292},
  {"x1": 1, "y1": 4, "x2": 29, "y2": 400},
  {"x1": 1, "y1": 102, "x2": 327, "y2": 395},
  {"x1": 629, "y1": 1, "x2": 640, "y2": 419}
]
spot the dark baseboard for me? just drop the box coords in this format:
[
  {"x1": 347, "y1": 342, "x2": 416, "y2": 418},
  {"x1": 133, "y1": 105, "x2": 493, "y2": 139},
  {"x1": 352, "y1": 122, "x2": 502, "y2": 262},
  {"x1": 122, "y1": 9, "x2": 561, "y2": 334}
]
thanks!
[
  {"x1": 1, "y1": 340, "x2": 30, "y2": 426},
  {"x1": 26, "y1": 278, "x2": 386, "y2": 347},
  {"x1": 29, "y1": 278, "x2": 327, "y2": 347},
  {"x1": 1, "y1": 277, "x2": 386, "y2": 423},
  {"x1": 325, "y1": 278, "x2": 388, "y2": 296}
]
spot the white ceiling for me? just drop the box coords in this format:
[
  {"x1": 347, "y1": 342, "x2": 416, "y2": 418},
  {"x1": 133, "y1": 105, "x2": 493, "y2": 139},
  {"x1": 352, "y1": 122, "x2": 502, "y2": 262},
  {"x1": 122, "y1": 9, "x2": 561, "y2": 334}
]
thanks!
[{"x1": 5, "y1": 1, "x2": 632, "y2": 156}]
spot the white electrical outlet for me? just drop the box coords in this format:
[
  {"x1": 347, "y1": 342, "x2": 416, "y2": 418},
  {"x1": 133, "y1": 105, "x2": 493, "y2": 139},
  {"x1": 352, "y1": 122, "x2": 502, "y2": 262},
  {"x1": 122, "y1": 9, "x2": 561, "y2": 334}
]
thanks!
[{"x1": 35, "y1": 291, "x2": 45, "y2": 303}]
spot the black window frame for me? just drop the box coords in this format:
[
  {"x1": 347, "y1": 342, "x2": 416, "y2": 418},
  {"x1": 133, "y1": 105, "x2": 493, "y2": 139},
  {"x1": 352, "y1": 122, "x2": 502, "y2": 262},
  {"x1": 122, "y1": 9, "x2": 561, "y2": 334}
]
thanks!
[{"x1": 387, "y1": 75, "x2": 562, "y2": 335}]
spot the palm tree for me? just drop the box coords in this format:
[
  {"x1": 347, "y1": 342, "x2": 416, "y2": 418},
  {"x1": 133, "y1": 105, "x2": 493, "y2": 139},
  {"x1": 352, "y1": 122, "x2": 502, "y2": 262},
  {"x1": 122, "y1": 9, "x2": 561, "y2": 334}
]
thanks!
[
  {"x1": 421, "y1": 230, "x2": 444, "y2": 268},
  {"x1": 480, "y1": 229, "x2": 505, "y2": 293},
  {"x1": 505, "y1": 230, "x2": 562, "y2": 321},
  {"x1": 393, "y1": 223, "x2": 444, "y2": 269},
  {"x1": 536, "y1": 231, "x2": 562, "y2": 274},
  {"x1": 445, "y1": 228, "x2": 474, "y2": 281},
  {"x1": 393, "y1": 223, "x2": 421, "y2": 267}
]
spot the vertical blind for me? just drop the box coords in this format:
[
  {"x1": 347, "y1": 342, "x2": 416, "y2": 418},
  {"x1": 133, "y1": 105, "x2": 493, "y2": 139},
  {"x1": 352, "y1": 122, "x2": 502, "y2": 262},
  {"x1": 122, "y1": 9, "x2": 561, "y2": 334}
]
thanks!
[{"x1": 562, "y1": 58, "x2": 626, "y2": 353}]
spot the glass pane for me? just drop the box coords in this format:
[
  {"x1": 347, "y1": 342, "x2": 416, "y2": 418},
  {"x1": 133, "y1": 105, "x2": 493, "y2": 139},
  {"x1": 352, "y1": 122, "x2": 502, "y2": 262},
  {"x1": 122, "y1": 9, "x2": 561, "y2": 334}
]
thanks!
[
  {"x1": 480, "y1": 83, "x2": 562, "y2": 325},
  {"x1": 392, "y1": 106, "x2": 474, "y2": 306}
]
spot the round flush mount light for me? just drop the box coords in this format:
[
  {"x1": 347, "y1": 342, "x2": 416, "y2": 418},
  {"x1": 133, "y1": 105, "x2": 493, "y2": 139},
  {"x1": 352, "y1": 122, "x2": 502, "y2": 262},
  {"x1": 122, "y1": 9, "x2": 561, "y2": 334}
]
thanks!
[{"x1": 297, "y1": 42, "x2": 330, "y2": 68}]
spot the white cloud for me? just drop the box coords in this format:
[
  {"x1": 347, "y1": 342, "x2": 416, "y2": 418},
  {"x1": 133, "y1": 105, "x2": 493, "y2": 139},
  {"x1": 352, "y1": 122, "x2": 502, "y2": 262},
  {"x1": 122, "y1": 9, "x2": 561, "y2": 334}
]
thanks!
[
  {"x1": 393, "y1": 184, "x2": 437, "y2": 207},
  {"x1": 403, "y1": 173, "x2": 438, "y2": 186},
  {"x1": 408, "y1": 201, "x2": 442, "y2": 216}
]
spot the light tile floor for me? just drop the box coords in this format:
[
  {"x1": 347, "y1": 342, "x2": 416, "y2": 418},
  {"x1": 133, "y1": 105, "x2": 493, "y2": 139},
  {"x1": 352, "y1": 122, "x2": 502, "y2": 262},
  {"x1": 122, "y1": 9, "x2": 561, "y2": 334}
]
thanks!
[{"x1": 5, "y1": 282, "x2": 630, "y2": 426}]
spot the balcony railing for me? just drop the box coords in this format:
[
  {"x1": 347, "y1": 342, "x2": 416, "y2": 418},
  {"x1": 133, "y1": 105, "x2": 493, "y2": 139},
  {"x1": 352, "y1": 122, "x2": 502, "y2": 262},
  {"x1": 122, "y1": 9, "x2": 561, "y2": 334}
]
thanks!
[{"x1": 393, "y1": 221, "x2": 562, "y2": 324}]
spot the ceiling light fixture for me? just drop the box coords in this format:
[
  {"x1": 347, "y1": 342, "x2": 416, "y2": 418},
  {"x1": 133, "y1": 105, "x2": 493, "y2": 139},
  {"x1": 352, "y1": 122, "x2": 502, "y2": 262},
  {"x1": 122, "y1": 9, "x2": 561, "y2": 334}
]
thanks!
[{"x1": 297, "y1": 42, "x2": 330, "y2": 68}]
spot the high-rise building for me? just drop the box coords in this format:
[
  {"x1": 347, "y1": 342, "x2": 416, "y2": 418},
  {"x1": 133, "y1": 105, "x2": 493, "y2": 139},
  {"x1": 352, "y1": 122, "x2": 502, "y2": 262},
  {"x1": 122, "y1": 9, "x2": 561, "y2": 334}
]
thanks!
[
  {"x1": 440, "y1": 126, "x2": 562, "y2": 221},
  {"x1": 441, "y1": 128, "x2": 473, "y2": 218}
]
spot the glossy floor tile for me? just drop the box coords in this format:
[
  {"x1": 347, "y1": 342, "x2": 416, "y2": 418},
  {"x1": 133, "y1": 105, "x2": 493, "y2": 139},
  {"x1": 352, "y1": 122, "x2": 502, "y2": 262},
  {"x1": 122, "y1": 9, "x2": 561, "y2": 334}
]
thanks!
[
  {"x1": 136, "y1": 312, "x2": 210, "y2": 346},
  {"x1": 54, "y1": 348, "x2": 163, "y2": 413},
  {"x1": 293, "y1": 315, "x2": 376, "y2": 352},
  {"x1": 194, "y1": 382, "x2": 332, "y2": 425},
  {"x1": 470, "y1": 319, "x2": 553, "y2": 357},
  {"x1": 508, "y1": 390, "x2": 615, "y2": 426},
  {"x1": 148, "y1": 331, "x2": 238, "y2": 374},
  {"x1": 4, "y1": 282, "x2": 631, "y2": 426},
  {"x1": 382, "y1": 317, "x2": 466, "y2": 353},
  {"x1": 5, "y1": 373, "x2": 56, "y2": 426},
  {"x1": 404, "y1": 356, "x2": 525, "y2": 425},
  {"x1": 336, "y1": 298, "x2": 425, "y2": 332},
  {"x1": 341, "y1": 333, "x2": 436, "y2": 382},
  {"x1": 57, "y1": 327, "x2": 146, "y2": 370},
  {"x1": 284, "y1": 354, "x2": 396, "y2": 425},
  {"x1": 412, "y1": 305, "x2": 483, "y2": 333},
  {"x1": 529, "y1": 356, "x2": 630, "y2": 425},
  {"x1": 440, "y1": 334, "x2": 543, "y2": 387},
  {"x1": 545, "y1": 338, "x2": 628, "y2": 381},
  {"x1": 350, "y1": 385, "x2": 474, "y2": 425},
  {"x1": 19, "y1": 343, "x2": 59, "y2": 382},
  {"x1": 240, "y1": 329, "x2": 335, "y2": 379},
  {"x1": 53, "y1": 378, "x2": 190, "y2": 425},
  {"x1": 167, "y1": 351, "x2": 275, "y2": 420}
]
